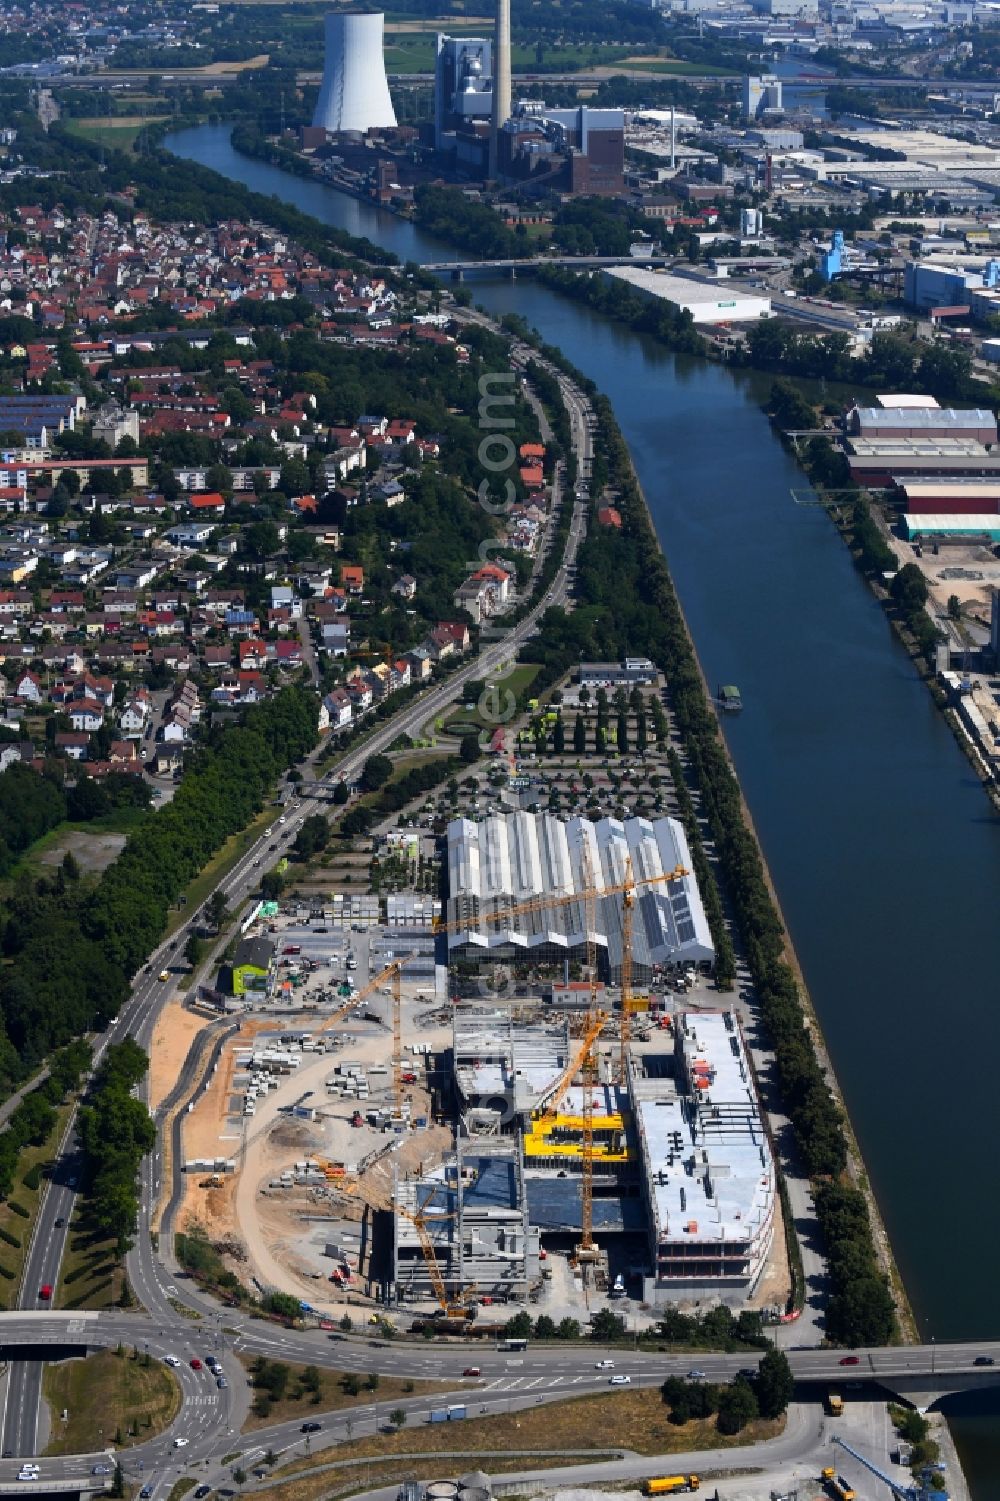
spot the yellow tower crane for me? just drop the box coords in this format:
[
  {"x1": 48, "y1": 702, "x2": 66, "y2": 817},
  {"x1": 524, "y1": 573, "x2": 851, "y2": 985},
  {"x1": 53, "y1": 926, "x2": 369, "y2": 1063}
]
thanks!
[{"x1": 617, "y1": 861, "x2": 688, "y2": 1085}]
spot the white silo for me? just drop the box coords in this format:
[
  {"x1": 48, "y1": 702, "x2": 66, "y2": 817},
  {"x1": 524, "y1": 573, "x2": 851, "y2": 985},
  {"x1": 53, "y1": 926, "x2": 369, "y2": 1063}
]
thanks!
[{"x1": 313, "y1": 12, "x2": 397, "y2": 135}]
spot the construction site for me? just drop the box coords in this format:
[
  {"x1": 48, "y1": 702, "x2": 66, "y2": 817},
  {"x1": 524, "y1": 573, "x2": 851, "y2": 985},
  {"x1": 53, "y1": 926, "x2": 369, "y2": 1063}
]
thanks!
[{"x1": 161, "y1": 805, "x2": 785, "y2": 1324}]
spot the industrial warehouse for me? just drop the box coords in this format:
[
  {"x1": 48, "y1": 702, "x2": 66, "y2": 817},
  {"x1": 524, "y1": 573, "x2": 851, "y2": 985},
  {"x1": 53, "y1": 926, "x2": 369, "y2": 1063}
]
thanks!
[
  {"x1": 602, "y1": 266, "x2": 772, "y2": 325},
  {"x1": 445, "y1": 812, "x2": 715, "y2": 982}
]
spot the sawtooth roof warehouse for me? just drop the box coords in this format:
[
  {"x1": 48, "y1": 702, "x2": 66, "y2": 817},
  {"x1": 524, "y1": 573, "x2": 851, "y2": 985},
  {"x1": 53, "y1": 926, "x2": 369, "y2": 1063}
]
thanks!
[{"x1": 446, "y1": 811, "x2": 715, "y2": 983}]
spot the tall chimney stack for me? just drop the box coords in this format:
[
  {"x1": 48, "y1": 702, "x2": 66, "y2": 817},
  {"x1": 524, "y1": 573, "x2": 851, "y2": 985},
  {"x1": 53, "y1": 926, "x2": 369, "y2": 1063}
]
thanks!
[{"x1": 489, "y1": 0, "x2": 511, "y2": 179}]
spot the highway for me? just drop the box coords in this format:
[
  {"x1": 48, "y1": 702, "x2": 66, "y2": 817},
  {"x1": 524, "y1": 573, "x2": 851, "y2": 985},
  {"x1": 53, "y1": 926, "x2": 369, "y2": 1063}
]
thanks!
[{"x1": 1, "y1": 1307, "x2": 1000, "y2": 1485}]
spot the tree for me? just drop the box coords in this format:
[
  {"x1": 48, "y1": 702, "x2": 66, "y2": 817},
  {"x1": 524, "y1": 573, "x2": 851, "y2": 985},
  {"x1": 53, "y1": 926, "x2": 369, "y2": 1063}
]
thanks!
[
  {"x1": 460, "y1": 733, "x2": 481, "y2": 764},
  {"x1": 184, "y1": 934, "x2": 204, "y2": 968},
  {"x1": 339, "y1": 1313, "x2": 353, "y2": 1332},
  {"x1": 889, "y1": 562, "x2": 928, "y2": 615},
  {"x1": 553, "y1": 714, "x2": 565, "y2": 755},
  {"x1": 557, "y1": 1317, "x2": 581, "y2": 1340},
  {"x1": 260, "y1": 870, "x2": 286, "y2": 900},
  {"x1": 591, "y1": 1308, "x2": 626, "y2": 1342},
  {"x1": 616, "y1": 712, "x2": 629, "y2": 754},
  {"x1": 533, "y1": 1314, "x2": 557, "y2": 1339},
  {"x1": 573, "y1": 714, "x2": 585, "y2": 754},
  {"x1": 333, "y1": 780, "x2": 350, "y2": 805},
  {"x1": 947, "y1": 594, "x2": 961, "y2": 620},
  {"x1": 366, "y1": 1371, "x2": 380, "y2": 1392},
  {"x1": 717, "y1": 1380, "x2": 759, "y2": 1435},
  {"x1": 389, "y1": 1407, "x2": 407, "y2": 1429},
  {"x1": 360, "y1": 754, "x2": 393, "y2": 792},
  {"x1": 754, "y1": 1348, "x2": 794, "y2": 1420},
  {"x1": 232, "y1": 1469, "x2": 247, "y2": 1486},
  {"x1": 343, "y1": 1373, "x2": 362, "y2": 1396},
  {"x1": 504, "y1": 1311, "x2": 533, "y2": 1340},
  {"x1": 207, "y1": 890, "x2": 230, "y2": 930}
]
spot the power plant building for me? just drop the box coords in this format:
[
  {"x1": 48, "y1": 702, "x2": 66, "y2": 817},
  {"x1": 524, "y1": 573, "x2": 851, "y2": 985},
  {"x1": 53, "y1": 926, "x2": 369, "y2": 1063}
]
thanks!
[
  {"x1": 497, "y1": 102, "x2": 625, "y2": 196},
  {"x1": 446, "y1": 811, "x2": 714, "y2": 983},
  {"x1": 435, "y1": 34, "x2": 492, "y2": 152},
  {"x1": 312, "y1": 12, "x2": 397, "y2": 136}
]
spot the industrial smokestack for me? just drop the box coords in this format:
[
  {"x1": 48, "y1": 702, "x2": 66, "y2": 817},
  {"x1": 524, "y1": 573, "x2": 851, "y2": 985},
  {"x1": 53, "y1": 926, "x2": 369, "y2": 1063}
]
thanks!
[
  {"x1": 489, "y1": 0, "x2": 511, "y2": 178},
  {"x1": 670, "y1": 106, "x2": 675, "y2": 171},
  {"x1": 313, "y1": 12, "x2": 397, "y2": 136}
]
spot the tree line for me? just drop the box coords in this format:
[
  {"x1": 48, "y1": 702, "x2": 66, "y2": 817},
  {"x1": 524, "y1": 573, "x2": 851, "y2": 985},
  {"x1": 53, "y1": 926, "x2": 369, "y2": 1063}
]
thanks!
[
  {"x1": 77, "y1": 1039, "x2": 156, "y2": 1255},
  {"x1": 0, "y1": 1040, "x2": 92, "y2": 1200}
]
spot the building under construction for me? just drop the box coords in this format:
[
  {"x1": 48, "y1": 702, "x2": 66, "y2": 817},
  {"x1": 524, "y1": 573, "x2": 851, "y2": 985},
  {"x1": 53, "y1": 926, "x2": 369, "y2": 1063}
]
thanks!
[
  {"x1": 442, "y1": 1006, "x2": 775, "y2": 1304},
  {"x1": 453, "y1": 1009, "x2": 572, "y2": 1128},
  {"x1": 633, "y1": 1011, "x2": 776, "y2": 1305},
  {"x1": 393, "y1": 1143, "x2": 538, "y2": 1304}
]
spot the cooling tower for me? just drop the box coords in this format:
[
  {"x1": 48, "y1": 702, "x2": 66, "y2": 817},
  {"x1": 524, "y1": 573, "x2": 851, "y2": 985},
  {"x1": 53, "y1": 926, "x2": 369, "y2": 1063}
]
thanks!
[{"x1": 313, "y1": 12, "x2": 397, "y2": 135}]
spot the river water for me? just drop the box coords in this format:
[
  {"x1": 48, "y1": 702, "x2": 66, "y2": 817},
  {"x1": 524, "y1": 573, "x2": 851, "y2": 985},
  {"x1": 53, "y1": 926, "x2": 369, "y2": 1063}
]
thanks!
[{"x1": 167, "y1": 124, "x2": 1000, "y2": 1493}]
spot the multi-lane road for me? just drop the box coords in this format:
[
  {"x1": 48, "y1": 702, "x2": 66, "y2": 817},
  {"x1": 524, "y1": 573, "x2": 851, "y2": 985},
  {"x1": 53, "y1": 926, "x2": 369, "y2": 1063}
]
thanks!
[{"x1": 2, "y1": 1307, "x2": 1000, "y2": 1487}]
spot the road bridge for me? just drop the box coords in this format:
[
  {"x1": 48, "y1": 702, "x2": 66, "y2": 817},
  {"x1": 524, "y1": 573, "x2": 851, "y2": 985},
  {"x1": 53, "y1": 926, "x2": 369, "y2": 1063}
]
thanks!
[{"x1": 418, "y1": 254, "x2": 666, "y2": 278}]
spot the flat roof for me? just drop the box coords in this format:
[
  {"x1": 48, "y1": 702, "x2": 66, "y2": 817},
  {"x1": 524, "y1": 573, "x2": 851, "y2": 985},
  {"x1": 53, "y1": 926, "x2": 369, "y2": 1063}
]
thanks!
[
  {"x1": 853, "y1": 406, "x2": 997, "y2": 431},
  {"x1": 904, "y1": 513, "x2": 1000, "y2": 536},
  {"x1": 901, "y1": 481, "x2": 1000, "y2": 498},
  {"x1": 848, "y1": 437, "x2": 993, "y2": 458},
  {"x1": 634, "y1": 1012, "x2": 773, "y2": 1251},
  {"x1": 603, "y1": 266, "x2": 771, "y2": 314},
  {"x1": 875, "y1": 393, "x2": 940, "y2": 409}
]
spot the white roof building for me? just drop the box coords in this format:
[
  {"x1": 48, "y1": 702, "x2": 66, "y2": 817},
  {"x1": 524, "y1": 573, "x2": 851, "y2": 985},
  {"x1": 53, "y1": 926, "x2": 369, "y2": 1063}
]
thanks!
[{"x1": 446, "y1": 812, "x2": 715, "y2": 980}]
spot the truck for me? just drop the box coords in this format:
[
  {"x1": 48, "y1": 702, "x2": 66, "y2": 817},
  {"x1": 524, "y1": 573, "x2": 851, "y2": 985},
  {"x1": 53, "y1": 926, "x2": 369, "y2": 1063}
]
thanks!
[
  {"x1": 428, "y1": 1405, "x2": 467, "y2": 1424},
  {"x1": 821, "y1": 1472, "x2": 855, "y2": 1501},
  {"x1": 643, "y1": 1478, "x2": 699, "y2": 1495},
  {"x1": 825, "y1": 1391, "x2": 844, "y2": 1417}
]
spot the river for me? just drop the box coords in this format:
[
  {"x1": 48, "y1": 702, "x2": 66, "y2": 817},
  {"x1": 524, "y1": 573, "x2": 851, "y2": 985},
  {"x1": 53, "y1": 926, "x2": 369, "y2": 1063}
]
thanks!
[{"x1": 167, "y1": 123, "x2": 1000, "y2": 1493}]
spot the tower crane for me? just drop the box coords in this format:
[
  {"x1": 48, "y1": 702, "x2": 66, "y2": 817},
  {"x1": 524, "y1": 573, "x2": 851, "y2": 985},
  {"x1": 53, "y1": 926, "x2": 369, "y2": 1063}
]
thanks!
[
  {"x1": 618, "y1": 860, "x2": 688, "y2": 1084},
  {"x1": 831, "y1": 1435, "x2": 948, "y2": 1501}
]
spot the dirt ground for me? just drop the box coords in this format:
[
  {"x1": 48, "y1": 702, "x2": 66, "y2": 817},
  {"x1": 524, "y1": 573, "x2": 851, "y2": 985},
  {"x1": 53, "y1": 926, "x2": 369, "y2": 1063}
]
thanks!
[
  {"x1": 148, "y1": 998, "x2": 211, "y2": 1113},
  {"x1": 38, "y1": 828, "x2": 125, "y2": 874},
  {"x1": 176, "y1": 1010, "x2": 453, "y2": 1309},
  {"x1": 747, "y1": 1190, "x2": 791, "y2": 1313}
]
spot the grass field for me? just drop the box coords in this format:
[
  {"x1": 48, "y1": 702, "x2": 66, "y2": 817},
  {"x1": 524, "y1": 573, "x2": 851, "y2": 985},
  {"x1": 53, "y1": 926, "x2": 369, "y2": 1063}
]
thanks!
[
  {"x1": 1, "y1": 806, "x2": 147, "y2": 899},
  {"x1": 233, "y1": 1451, "x2": 611, "y2": 1501},
  {"x1": 55, "y1": 1199, "x2": 124, "y2": 1312},
  {"x1": 439, "y1": 662, "x2": 541, "y2": 735},
  {"x1": 0, "y1": 1103, "x2": 73, "y2": 1309},
  {"x1": 267, "y1": 1387, "x2": 784, "y2": 1486},
  {"x1": 64, "y1": 118, "x2": 166, "y2": 154},
  {"x1": 43, "y1": 1348, "x2": 181, "y2": 1454},
  {"x1": 240, "y1": 1357, "x2": 449, "y2": 1432}
]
